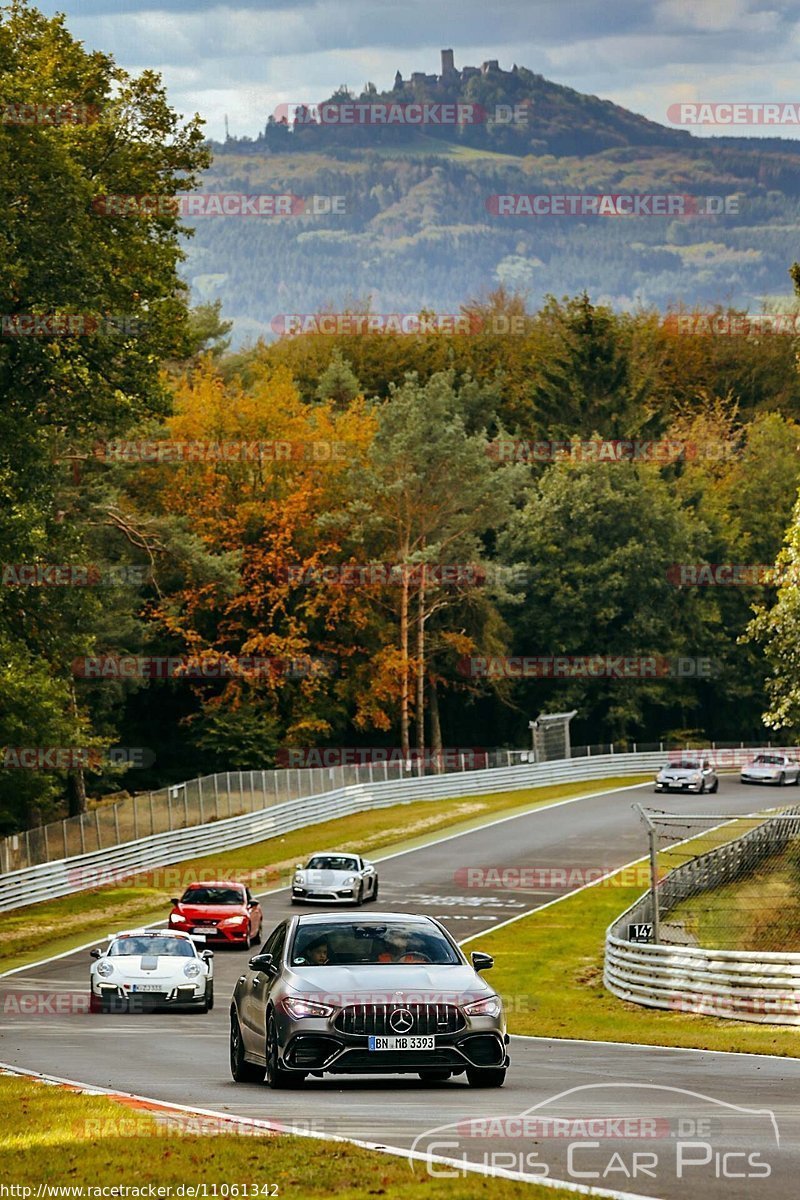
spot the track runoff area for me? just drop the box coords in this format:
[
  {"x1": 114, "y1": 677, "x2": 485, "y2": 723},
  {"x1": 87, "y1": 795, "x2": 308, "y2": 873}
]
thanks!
[{"x1": 2, "y1": 775, "x2": 799, "y2": 1200}]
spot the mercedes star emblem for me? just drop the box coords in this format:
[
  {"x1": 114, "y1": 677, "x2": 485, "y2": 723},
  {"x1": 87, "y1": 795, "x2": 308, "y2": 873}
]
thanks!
[{"x1": 389, "y1": 1007, "x2": 414, "y2": 1033}]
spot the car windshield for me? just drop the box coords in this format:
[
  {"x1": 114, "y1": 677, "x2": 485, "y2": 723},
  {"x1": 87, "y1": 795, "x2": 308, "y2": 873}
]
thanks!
[
  {"x1": 108, "y1": 937, "x2": 196, "y2": 957},
  {"x1": 753, "y1": 755, "x2": 785, "y2": 765},
  {"x1": 306, "y1": 856, "x2": 359, "y2": 872},
  {"x1": 673, "y1": 760, "x2": 701, "y2": 770},
  {"x1": 180, "y1": 886, "x2": 244, "y2": 905},
  {"x1": 290, "y1": 921, "x2": 460, "y2": 966}
]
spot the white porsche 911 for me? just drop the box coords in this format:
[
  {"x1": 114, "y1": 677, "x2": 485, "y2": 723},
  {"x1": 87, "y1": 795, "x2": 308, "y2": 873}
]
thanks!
[
  {"x1": 89, "y1": 928, "x2": 214, "y2": 1012},
  {"x1": 740, "y1": 753, "x2": 800, "y2": 786},
  {"x1": 291, "y1": 851, "x2": 379, "y2": 906}
]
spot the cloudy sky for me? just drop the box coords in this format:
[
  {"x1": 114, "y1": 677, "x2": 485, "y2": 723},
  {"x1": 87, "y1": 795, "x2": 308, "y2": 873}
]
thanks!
[{"x1": 33, "y1": 0, "x2": 800, "y2": 141}]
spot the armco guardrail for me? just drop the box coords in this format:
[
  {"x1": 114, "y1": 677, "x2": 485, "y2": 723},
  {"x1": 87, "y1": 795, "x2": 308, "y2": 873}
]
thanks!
[
  {"x1": 0, "y1": 750, "x2": 663, "y2": 913},
  {"x1": 605, "y1": 806, "x2": 800, "y2": 1025}
]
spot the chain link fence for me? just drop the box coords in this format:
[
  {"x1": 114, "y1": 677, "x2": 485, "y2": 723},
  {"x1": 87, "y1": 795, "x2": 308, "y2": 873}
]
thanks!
[{"x1": 636, "y1": 805, "x2": 800, "y2": 951}]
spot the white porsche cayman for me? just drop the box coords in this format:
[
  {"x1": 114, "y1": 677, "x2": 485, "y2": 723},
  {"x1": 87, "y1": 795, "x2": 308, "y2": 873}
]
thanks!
[
  {"x1": 89, "y1": 928, "x2": 214, "y2": 1012},
  {"x1": 291, "y1": 851, "x2": 379, "y2": 905}
]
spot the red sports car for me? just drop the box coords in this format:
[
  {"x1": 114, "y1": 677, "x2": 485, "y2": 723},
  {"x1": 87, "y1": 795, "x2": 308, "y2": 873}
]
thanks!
[{"x1": 169, "y1": 881, "x2": 263, "y2": 948}]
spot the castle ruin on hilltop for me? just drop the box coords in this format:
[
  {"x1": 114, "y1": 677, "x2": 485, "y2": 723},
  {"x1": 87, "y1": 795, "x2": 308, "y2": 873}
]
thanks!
[{"x1": 393, "y1": 50, "x2": 513, "y2": 90}]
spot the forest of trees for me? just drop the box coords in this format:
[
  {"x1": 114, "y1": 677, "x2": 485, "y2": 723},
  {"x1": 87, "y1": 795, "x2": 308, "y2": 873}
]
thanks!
[{"x1": 5, "y1": 4, "x2": 800, "y2": 835}]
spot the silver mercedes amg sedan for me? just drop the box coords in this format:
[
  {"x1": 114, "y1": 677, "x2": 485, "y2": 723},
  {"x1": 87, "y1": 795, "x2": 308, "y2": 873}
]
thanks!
[{"x1": 229, "y1": 911, "x2": 508, "y2": 1089}]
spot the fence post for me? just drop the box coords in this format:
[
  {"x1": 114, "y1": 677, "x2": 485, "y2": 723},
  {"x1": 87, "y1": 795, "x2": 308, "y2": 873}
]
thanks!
[
  {"x1": 63, "y1": 819, "x2": 69, "y2": 859},
  {"x1": 133, "y1": 796, "x2": 139, "y2": 841},
  {"x1": 113, "y1": 803, "x2": 120, "y2": 845},
  {"x1": 25, "y1": 828, "x2": 31, "y2": 868},
  {"x1": 262, "y1": 770, "x2": 269, "y2": 808},
  {"x1": 79, "y1": 812, "x2": 86, "y2": 854},
  {"x1": 198, "y1": 776, "x2": 204, "y2": 824},
  {"x1": 42, "y1": 823, "x2": 50, "y2": 862},
  {"x1": 95, "y1": 809, "x2": 102, "y2": 850},
  {"x1": 149, "y1": 791, "x2": 155, "y2": 835},
  {"x1": 183, "y1": 786, "x2": 189, "y2": 827},
  {"x1": 213, "y1": 774, "x2": 220, "y2": 820},
  {"x1": 226, "y1": 772, "x2": 232, "y2": 816}
]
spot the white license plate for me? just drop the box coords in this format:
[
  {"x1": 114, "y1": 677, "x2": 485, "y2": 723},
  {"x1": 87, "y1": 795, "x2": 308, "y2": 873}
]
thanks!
[
  {"x1": 367, "y1": 1036, "x2": 435, "y2": 1051},
  {"x1": 193, "y1": 927, "x2": 217, "y2": 934},
  {"x1": 130, "y1": 984, "x2": 163, "y2": 992}
]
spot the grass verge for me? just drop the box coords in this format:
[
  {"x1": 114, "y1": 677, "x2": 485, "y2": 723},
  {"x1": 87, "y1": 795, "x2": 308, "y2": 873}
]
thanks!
[
  {"x1": 0, "y1": 776, "x2": 647, "y2": 974},
  {"x1": 663, "y1": 841, "x2": 800, "y2": 952},
  {"x1": 474, "y1": 827, "x2": 800, "y2": 1057},
  {"x1": 0, "y1": 1072, "x2": 573, "y2": 1198}
]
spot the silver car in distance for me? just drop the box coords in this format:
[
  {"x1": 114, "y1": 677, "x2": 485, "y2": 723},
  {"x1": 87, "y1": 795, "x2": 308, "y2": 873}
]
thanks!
[
  {"x1": 740, "y1": 753, "x2": 800, "y2": 786},
  {"x1": 229, "y1": 912, "x2": 508, "y2": 1089},
  {"x1": 291, "y1": 851, "x2": 378, "y2": 905},
  {"x1": 654, "y1": 756, "x2": 718, "y2": 794}
]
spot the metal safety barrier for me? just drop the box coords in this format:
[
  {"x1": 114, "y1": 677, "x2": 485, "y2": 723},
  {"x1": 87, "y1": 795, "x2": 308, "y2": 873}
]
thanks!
[
  {"x1": 605, "y1": 805, "x2": 800, "y2": 1025},
  {"x1": 0, "y1": 750, "x2": 662, "y2": 913}
]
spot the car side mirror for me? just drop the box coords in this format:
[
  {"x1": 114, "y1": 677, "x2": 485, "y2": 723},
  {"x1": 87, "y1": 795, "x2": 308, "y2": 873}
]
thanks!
[
  {"x1": 471, "y1": 951, "x2": 494, "y2": 972},
  {"x1": 200, "y1": 950, "x2": 214, "y2": 961},
  {"x1": 247, "y1": 900, "x2": 257, "y2": 908},
  {"x1": 90, "y1": 947, "x2": 103, "y2": 959},
  {"x1": 249, "y1": 952, "x2": 275, "y2": 974},
  {"x1": 170, "y1": 898, "x2": 180, "y2": 907}
]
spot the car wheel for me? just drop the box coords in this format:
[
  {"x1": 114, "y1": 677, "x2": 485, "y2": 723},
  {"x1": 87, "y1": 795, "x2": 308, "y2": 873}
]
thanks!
[
  {"x1": 230, "y1": 1011, "x2": 265, "y2": 1083},
  {"x1": 265, "y1": 1013, "x2": 305, "y2": 1089},
  {"x1": 89, "y1": 990, "x2": 102, "y2": 1014},
  {"x1": 353, "y1": 882, "x2": 364, "y2": 907},
  {"x1": 779, "y1": 772, "x2": 786, "y2": 786},
  {"x1": 418, "y1": 1070, "x2": 451, "y2": 1083},
  {"x1": 699, "y1": 779, "x2": 706, "y2": 794},
  {"x1": 250, "y1": 923, "x2": 263, "y2": 947},
  {"x1": 371, "y1": 879, "x2": 379, "y2": 901},
  {"x1": 203, "y1": 981, "x2": 214, "y2": 1012},
  {"x1": 794, "y1": 773, "x2": 800, "y2": 786},
  {"x1": 466, "y1": 1067, "x2": 506, "y2": 1088},
  {"x1": 710, "y1": 778, "x2": 719, "y2": 793}
]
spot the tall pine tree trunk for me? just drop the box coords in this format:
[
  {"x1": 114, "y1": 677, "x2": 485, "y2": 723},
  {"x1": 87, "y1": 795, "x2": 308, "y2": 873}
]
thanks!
[
  {"x1": 429, "y1": 676, "x2": 442, "y2": 772},
  {"x1": 416, "y1": 576, "x2": 426, "y2": 765},
  {"x1": 400, "y1": 570, "x2": 410, "y2": 757}
]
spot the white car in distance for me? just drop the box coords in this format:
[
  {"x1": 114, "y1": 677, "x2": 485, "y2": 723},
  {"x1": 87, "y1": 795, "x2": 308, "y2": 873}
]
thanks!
[
  {"x1": 740, "y1": 753, "x2": 800, "y2": 787},
  {"x1": 291, "y1": 852, "x2": 379, "y2": 905}
]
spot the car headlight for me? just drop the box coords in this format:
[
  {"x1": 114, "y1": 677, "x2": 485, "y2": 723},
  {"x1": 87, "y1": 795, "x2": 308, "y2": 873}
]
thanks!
[
  {"x1": 221, "y1": 915, "x2": 248, "y2": 926},
  {"x1": 282, "y1": 997, "x2": 334, "y2": 1019},
  {"x1": 183, "y1": 962, "x2": 202, "y2": 978},
  {"x1": 169, "y1": 912, "x2": 183, "y2": 923},
  {"x1": 95, "y1": 960, "x2": 114, "y2": 978},
  {"x1": 293, "y1": 873, "x2": 305, "y2": 884},
  {"x1": 463, "y1": 995, "x2": 502, "y2": 1018},
  {"x1": 341, "y1": 876, "x2": 356, "y2": 887}
]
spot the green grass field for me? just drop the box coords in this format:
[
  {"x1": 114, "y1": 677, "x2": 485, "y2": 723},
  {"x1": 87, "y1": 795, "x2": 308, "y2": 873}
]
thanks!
[{"x1": 0, "y1": 1073, "x2": 569, "y2": 1198}]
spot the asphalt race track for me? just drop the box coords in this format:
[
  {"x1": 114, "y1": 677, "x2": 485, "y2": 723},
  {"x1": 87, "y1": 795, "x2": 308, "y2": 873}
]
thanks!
[{"x1": 3, "y1": 776, "x2": 799, "y2": 1200}]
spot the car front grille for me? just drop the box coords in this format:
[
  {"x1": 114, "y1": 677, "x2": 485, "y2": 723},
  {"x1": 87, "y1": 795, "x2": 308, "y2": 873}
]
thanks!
[{"x1": 335, "y1": 1003, "x2": 464, "y2": 1036}]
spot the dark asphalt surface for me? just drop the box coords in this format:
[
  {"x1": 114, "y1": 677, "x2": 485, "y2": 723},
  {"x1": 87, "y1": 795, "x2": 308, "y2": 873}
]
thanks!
[{"x1": 2, "y1": 776, "x2": 799, "y2": 1199}]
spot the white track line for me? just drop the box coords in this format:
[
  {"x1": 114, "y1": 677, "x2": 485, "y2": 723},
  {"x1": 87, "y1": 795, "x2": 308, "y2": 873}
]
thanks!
[{"x1": 0, "y1": 1060, "x2": 661, "y2": 1200}]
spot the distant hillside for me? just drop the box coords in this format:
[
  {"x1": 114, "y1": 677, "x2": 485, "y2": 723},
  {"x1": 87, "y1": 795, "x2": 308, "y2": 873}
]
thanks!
[{"x1": 181, "y1": 53, "x2": 800, "y2": 345}]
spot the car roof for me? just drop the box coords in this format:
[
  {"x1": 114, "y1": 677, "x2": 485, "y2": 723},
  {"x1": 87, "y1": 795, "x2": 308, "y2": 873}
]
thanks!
[
  {"x1": 306, "y1": 850, "x2": 360, "y2": 858},
  {"x1": 182, "y1": 880, "x2": 246, "y2": 889},
  {"x1": 109, "y1": 928, "x2": 193, "y2": 941},
  {"x1": 294, "y1": 911, "x2": 433, "y2": 925}
]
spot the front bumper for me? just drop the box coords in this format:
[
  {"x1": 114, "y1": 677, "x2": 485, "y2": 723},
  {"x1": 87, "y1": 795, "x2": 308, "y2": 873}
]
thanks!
[
  {"x1": 291, "y1": 888, "x2": 355, "y2": 903},
  {"x1": 741, "y1": 773, "x2": 781, "y2": 784},
  {"x1": 274, "y1": 1011, "x2": 507, "y2": 1075},
  {"x1": 92, "y1": 981, "x2": 206, "y2": 1009},
  {"x1": 655, "y1": 780, "x2": 702, "y2": 792},
  {"x1": 170, "y1": 919, "x2": 250, "y2": 943}
]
